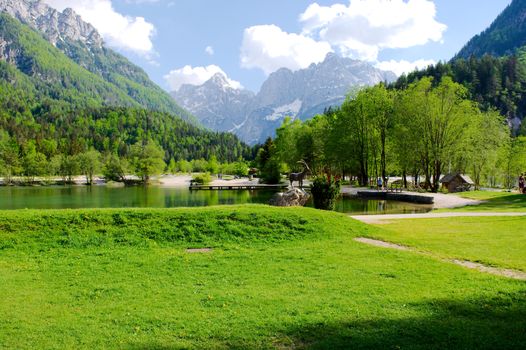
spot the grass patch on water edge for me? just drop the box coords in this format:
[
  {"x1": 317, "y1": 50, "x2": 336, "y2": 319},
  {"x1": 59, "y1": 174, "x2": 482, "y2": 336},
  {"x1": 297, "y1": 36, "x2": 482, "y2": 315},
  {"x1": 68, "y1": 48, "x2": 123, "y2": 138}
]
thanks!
[{"x1": 0, "y1": 205, "x2": 525, "y2": 349}]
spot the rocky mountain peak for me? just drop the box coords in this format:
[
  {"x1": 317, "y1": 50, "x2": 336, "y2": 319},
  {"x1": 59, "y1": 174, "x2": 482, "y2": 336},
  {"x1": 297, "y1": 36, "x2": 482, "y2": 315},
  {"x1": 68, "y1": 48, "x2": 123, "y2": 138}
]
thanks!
[
  {"x1": 171, "y1": 53, "x2": 397, "y2": 144},
  {"x1": 0, "y1": 0, "x2": 103, "y2": 48},
  {"x1": 208, "y1": 72, "x2": 230, "y2": 86}
]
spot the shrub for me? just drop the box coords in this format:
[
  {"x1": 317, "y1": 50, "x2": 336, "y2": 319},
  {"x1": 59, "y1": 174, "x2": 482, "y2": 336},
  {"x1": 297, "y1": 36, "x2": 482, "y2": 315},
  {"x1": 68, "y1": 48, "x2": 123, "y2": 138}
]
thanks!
[
  {"x1": 259, "y1": 158, "x2": 283, "y2": 184},
  {"x1": 192, "y1": 173, "x2": 212, "y2": 185},
  {"x1": 310, "y1": 175, "x2": 341, "y2": 210}
]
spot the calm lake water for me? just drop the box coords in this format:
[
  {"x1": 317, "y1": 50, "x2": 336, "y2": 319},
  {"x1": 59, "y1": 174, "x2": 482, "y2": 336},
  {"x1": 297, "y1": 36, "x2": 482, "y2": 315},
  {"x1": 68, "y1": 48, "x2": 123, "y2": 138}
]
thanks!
[{"x1": 0, "y1": 186, "x2": 432, "y2": 214}]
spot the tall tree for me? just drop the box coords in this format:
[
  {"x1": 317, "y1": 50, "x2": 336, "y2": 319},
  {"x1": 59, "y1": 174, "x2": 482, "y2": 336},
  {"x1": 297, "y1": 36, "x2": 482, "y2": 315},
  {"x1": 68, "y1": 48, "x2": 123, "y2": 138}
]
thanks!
[
  {"x1": 78, "y1": 149, "x2": 102, "y2": 185},
  {"x1": 130, "y1": 140, "x2": 166, "y2": 182}
]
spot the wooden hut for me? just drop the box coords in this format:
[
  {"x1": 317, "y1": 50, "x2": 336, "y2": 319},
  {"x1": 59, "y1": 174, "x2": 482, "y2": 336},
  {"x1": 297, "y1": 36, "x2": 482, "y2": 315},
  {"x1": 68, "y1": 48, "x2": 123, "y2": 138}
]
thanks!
[{"x1": 440, "y1": 173, "x2": 475, "y2": 193}]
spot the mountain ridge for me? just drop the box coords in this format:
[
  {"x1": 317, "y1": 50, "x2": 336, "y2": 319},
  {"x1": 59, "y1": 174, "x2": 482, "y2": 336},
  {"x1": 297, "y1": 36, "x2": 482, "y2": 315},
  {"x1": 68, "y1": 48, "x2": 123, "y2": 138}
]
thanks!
[
  {"x1": 0, "y1": 3, "x2": 251, "y2": 163},
  {"x1": 0, "y1": 0, "x2": 196, "y2": 122},
  {"x1": 455, "y1": 0, "x2": 526, "y2": 59},
  {"x1": 172, "y1": 53, "x2": 396, "y2": 144}
]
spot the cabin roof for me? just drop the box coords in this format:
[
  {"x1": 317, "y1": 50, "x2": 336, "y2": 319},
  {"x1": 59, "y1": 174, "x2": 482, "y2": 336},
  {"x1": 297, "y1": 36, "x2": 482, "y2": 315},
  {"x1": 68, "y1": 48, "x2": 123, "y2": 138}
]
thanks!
[{"x1": 440, "y1": 173, "x2": 474, "y2": 185}]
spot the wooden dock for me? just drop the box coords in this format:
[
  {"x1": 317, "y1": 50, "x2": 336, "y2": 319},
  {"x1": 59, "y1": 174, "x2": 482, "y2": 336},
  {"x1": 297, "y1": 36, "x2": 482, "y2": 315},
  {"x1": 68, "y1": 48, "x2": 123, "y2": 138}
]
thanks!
[
  {"x1": 356, "y1": 191, "x2": 434, "y2": 204},
  {"x1": 189, "y1": 184, "x2": 288, "y2": 191}
]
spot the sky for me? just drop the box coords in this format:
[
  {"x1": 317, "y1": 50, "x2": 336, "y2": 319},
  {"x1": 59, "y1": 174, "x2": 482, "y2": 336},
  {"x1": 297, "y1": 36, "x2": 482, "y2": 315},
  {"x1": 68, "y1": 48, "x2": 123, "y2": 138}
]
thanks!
[{"x1": 43, "y1": 0, "x2": 512, "y2": 93}]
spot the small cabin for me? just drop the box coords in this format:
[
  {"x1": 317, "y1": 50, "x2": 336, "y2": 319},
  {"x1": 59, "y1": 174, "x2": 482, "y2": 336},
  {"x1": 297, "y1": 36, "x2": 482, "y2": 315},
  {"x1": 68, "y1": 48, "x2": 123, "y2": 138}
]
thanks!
[{"x1": 440, "y1": 173, "x2": 475, "y2": 193}]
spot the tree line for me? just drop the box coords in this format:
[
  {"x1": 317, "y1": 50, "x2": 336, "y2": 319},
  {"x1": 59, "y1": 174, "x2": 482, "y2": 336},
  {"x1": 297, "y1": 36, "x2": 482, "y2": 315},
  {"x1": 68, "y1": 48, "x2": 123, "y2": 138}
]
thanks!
[
  {"x1": 0, "y1": 132, "x2": 251, "y2": 185},
  {"x1": 263, "y1": 77, "x2": 524, "y2": 192},
  {"x1": 392, "y1": 54, "x2": 526, "y2": 132}
]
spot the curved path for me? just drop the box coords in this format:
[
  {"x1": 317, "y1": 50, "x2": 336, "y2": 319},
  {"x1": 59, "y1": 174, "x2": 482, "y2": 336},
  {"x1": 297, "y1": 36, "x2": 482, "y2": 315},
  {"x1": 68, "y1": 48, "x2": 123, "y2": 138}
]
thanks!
[{"x1": 351, "y1": 212, "x2": 526, "y2": 224}]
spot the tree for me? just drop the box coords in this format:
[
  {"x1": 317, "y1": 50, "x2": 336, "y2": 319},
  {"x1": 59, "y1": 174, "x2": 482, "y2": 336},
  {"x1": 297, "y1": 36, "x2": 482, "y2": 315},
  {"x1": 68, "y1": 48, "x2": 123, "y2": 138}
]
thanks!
[
  {"x1": 396, "y1": 77, "x2": 475, "y2": 192},
  {"x1": 78, "y1": 149, "x2": 102, "y2": 185},
  {"x1": 458, "y1": 111, "x2": 509, "y2": 189},
  {"x1": 206, "y1": 155, "x2": 219, "y2": 175},
  {"x1": 21, "y1": 141, "x2": 47, "y2": 183},
  {"x1": 192, "y1": 159, "x2": 207, "y2": 172},
  {"x1": 103, "y1": 154, "x2": 129, "y2": 182},
  {"x1": 177, "y1": 159, "x2": 192, "y2": 173},
  {"x1": 368, "y1": 84, "x2": 395, "y2": 183},
  {"x1": 337, "y1": 89, "x2": 379, "y2": 186},
  {"x1": 167, "y1": 158, "x2": 177, "y2": 174},
  {"x1": 501, "y1": 136, "x2": 526, "y2": 190},
  {"x1": 130, "y1": 140, "x2": 166, "y2": 182},
  {"x1": 55, "y1": 155, "x2": 80, "y2": 183},
  {"x1": 0, "y1": 130, "x2": 21, "y2": 184},
  {"x1": 256, "y1": 138, "x2": 282, "y2": 184}
]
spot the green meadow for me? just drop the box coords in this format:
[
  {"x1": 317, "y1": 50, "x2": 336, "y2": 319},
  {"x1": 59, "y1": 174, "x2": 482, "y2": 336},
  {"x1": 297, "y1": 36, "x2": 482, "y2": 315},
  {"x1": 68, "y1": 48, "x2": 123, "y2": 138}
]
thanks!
[
  {"x1": 365, "y1": 216, "x2": 526, "y2": 271},
  {"x1": 0, "y1": 206, "x2": 524, "y2": 349},
  {"x1": 453, "y1": 191, "x2": 526, "y2": 212}
]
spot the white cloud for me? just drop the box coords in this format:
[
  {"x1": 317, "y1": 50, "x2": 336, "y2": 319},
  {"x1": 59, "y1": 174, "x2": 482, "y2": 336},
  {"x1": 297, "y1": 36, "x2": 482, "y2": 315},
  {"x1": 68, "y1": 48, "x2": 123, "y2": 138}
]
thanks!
[
  {"x1": 164, "y1": 65, "x2": 242, "y2": 91},
  {"x1": 205, "y1": 46, "x2": 215, "y2": 56},
  {"x1": 375, "y1": 59, "x2": 436, "y2": 76},
  {"x1": 43, "y1": 0, "x2": 156, "y2": 55},
  {"x1": 240, "y1": 25, "x2": 333, "y2": 75},
  {"x1": 299, "y1": 0, "x2": 447, "y2": 61}
]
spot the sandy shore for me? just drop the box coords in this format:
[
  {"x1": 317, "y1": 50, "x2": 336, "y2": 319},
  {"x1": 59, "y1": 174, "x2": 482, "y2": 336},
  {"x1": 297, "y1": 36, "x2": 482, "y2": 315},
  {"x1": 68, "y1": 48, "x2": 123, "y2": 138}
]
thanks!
[{"x1": 158, "y1": 175, "x2": 263, "y2": 187}]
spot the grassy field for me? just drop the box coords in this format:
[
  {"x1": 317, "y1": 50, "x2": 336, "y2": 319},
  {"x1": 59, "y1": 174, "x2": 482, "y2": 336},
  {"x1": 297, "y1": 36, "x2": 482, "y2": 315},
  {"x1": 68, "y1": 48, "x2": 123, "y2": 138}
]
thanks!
[
  {"x1": 451, "y1": 191, "x2": 526, "y2": 212},
  {"x1": 366, "y1": 216, "x2": 526, "y2": 271},
  {"x1": 0, "y1": 206, "x2": 525, "y2": 349}
]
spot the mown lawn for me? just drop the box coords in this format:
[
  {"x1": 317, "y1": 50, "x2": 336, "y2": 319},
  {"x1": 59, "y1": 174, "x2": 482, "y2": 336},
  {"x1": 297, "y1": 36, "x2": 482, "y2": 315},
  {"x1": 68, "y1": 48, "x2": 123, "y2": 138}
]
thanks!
[
  {"x1": 0, "y1": 206, "x2": 525, "y2": 349},
  {"x1": 366, "y1": 216, "x2": 526, "y2": 271},
  {"x1": 451, "y1": 191, "x2": 526, "y2": 212}
]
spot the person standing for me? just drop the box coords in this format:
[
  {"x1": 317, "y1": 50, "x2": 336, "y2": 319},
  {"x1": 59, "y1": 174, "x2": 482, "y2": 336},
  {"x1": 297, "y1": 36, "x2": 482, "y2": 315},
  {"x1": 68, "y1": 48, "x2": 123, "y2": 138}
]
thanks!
[{"x1": 519, "y1": 174, "x2": 525, "y2": 194}]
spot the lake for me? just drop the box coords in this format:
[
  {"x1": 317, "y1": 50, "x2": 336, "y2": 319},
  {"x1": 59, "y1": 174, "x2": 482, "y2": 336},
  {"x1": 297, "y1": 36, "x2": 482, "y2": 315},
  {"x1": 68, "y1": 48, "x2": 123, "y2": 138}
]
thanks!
[{"x1": 0, "y1": 186, "x2": 432, "y2": 214}]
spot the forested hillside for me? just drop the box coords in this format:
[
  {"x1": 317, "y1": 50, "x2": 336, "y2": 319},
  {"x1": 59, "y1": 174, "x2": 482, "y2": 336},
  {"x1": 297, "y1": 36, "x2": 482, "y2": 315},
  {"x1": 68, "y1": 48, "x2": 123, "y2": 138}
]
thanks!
[
  {"x1": 0, "y1": 1, "x2": 195, "y2": 122},
  {"x1": 455, "y1": 0, "x2": 526, "y2": 59},
  {"x1": 391, "y1": 54, "x2": 526, "y2": 132},
  {"x1": 0, "y1": 12, "x2": 252, "y2": 176}
]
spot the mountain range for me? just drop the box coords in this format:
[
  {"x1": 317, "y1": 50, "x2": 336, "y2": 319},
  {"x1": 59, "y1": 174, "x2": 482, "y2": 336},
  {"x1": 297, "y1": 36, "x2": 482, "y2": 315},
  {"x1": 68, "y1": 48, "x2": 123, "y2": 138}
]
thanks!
[
  {"x1": 172, "y1": 53, "x2": 397, "y2": 144},
  {"x1": 0, "y1": 0, "x2": 194, "y2": 122},
  {"x1": 0, "y1": 0, "x2": 251, "y2": 162}
]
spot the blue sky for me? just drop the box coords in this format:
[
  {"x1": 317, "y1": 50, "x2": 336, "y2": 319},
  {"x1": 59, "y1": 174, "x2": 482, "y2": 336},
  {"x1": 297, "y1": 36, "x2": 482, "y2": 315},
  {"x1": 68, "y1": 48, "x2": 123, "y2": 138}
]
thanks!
[{"x1": 45, "y1": 0, "x2": 512, "y2": 92}]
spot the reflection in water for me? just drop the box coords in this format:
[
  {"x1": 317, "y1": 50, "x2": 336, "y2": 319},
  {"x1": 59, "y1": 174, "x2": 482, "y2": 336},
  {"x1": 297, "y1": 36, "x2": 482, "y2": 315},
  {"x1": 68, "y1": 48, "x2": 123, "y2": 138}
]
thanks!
[{"x1": 0, "y1": 186, "x2": 431, "y2": 214}]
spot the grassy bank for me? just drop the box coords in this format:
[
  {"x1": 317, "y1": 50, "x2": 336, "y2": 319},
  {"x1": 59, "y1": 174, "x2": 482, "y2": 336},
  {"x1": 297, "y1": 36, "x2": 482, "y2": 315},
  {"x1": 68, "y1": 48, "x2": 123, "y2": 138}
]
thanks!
[{"x1": 0, "y1": 206, "x2": 525, "y2": 349}]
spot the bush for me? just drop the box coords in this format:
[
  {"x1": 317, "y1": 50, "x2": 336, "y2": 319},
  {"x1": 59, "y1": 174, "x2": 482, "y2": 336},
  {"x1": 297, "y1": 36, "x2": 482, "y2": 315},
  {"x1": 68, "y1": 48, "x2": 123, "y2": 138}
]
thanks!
[
  {"x1": 192, "y1": 173, "x2": 212, "y2": 185},
  {"x1": 310, "y1": 175, "x2": 341, "y2": 210},
  {"x1": 257, "y1": 157, "x2": 281, "y2": 184}
]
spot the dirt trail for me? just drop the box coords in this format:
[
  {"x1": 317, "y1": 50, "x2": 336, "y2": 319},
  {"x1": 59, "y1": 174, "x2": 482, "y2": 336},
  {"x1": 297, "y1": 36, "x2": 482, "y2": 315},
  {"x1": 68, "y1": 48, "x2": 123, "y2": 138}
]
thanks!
[
  {"x1": 353, "y1": 237, "x2": 526, "y2": 281},
  {"x1": 351, "y1": 212, "x2": 526, "y2": 224}
]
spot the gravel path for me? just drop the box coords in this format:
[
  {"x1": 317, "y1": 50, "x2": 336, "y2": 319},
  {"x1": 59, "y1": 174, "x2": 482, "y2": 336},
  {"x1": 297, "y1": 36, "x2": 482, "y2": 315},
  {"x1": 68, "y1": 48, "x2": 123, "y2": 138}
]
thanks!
[{"x1": 351, "y1": 212, "x2": 526, "y2": 224}]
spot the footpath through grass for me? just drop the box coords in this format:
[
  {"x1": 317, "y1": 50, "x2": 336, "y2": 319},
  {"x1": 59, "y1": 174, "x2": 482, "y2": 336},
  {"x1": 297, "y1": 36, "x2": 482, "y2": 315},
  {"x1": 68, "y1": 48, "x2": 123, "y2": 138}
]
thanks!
[
  {"x1": 0, "y1": 205, "x2": 525, "y2": 349},
  {"x1": 366, "y1": 216, "x2": 526, "y2": 272}
]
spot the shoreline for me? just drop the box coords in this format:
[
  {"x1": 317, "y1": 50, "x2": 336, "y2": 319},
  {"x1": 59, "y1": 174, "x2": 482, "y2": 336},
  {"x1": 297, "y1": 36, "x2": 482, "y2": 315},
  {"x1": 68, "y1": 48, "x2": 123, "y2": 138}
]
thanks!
[{"x1": 0, "y1": 176, "x2": 486, "y2": 210}]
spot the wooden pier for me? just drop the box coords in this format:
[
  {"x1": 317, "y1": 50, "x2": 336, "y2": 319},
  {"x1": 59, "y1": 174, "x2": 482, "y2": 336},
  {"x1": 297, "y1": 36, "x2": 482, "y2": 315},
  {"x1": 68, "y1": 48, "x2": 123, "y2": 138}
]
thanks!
[
  {"x1": 356, "y1": 191, "x2": 434, "y2": 204},
  {"x1": 189, "y1": 184, "x2": 288, "y2": 191}
]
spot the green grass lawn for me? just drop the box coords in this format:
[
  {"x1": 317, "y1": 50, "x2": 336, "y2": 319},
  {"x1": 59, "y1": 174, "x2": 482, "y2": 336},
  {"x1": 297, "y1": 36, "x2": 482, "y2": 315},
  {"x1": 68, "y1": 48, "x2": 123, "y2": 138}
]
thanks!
[
  {"x1": 0, "y1": 206, "x2": 525, "y2": 349},
  {"x1": 449, "y1": 191, "x2": 526, "y2": 212},
  {"x1": 456, "y1": 190, "x2": 516, "y2": 200},
  {"x1": 366, "y1": 216, "x2": 526, "y2": 272}
]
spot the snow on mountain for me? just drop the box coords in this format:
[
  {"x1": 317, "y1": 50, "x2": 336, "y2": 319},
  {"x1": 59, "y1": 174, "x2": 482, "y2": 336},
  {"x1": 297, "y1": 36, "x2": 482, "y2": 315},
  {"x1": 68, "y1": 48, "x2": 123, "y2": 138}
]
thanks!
[{"x1": 176, "y1": 54, "x2": 397, "y2": 144}]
